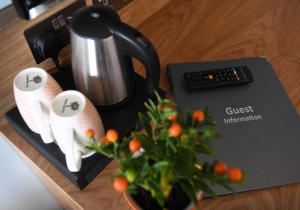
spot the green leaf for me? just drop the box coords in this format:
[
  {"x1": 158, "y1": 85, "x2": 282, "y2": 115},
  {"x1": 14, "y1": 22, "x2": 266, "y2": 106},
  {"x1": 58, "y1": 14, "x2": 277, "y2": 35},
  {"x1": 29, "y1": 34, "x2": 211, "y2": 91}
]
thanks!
[
  {"x1": 201, "y1": 128, "x2": 218, "y2": 140},
  {"x1": 144, "y1": 102, "x2": 154, "y2": 112},
  {"x1": 148, "y1": 112, "x2": 158, "y2": 127},
  {"x1": 136, "y1": 162, "x2": 152, "y2": 183},
  {"x1": 148, "y1": 180, "x2": 165, "y2": 206},
  {"x1": 154, "y1": 91, "x2": 163, "y2": 103},
  {"x1": 138, "y1": 112, "x2": 152, "y2": 137},
  {"x1": 198, "y1": 181, "x2": 216, "y2": 197},
  {"x1": 153, "y1": 161, "x2": 169, "y2": 172},
  {"x1": 216, "y1": 180, "x2": 235, "y2": 192},
  {"x1": 113, "y1": 141, "x2": 119, "y2": 158},
  {"x1": 195, "y1": 142, "x2": 214, "y2": 155},
  {"x1": 185, "y1": 109, "x2": 193, "y2": 126},
  {"x1": 162, "y1": 109, "x2": 177, "y2": 120},
  {"x1": 162, "y1": 107, "x2": 173, "y2": 113},
  {"x1": 162, "y1": 98, "x2": 171, "y2": 104},
  {"x1": 87, "y1": 141, "x2": 115, "y2": 158},
  {"x1": 203, "y1": 119, "x2": 218, "y2": 126},
  {"x1": 148, "y1": 99, "x2": 157, "y2": 112},
  {"x1": 158, "y1": 128, "x2": 168, "y2": 141},
  {"x1": 167, "y1": 140, "x2": 177, "y2": 153},
  {"x1": 173, "y1": 148, "x2": 196, "y2": 178},
  {"x1": 204, "y1": 104, "x2": 209, "y2": 115},
  {"x1": 126, "y1": 185, "x2": 137, "y2": 194}
]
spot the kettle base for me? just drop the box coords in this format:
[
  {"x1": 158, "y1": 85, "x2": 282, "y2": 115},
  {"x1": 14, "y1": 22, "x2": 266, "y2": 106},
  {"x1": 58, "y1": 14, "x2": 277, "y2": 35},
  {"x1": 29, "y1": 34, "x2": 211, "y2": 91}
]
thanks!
[{"x1": 96, "y1": 96, "x2": 130, "y2": 110}]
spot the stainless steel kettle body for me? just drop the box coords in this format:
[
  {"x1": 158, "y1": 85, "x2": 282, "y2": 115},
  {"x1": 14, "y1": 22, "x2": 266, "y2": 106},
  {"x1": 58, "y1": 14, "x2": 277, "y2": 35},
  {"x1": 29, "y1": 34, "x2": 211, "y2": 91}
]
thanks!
[
  {"x1": 69, "y1": 6, "x2": 160, "y2": 107},
  {"x1": 71, "y1": 32, "x2": 133, "y2": 106}
]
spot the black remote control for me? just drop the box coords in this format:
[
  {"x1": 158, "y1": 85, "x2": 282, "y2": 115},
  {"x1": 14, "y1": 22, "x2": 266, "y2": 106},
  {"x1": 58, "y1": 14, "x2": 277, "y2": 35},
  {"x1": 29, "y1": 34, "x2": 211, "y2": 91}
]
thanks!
[{"x1": 183, "y1": 66, "x2": 253, "y2": 90}]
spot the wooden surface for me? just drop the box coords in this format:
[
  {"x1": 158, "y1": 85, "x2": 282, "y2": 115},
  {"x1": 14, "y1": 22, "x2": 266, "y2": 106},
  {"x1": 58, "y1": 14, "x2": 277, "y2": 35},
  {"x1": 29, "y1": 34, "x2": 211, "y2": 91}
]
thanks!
[{"x1": 1, "y1": 0, "x2": 300, "y2": 209}]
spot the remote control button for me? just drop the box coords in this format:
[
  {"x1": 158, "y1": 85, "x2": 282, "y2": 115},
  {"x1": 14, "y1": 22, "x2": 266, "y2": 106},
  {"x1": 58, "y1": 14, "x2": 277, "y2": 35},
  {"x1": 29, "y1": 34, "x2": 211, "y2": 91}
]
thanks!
[{"x1": 183, "y1": 66, "x2": 253, "y2": 90}]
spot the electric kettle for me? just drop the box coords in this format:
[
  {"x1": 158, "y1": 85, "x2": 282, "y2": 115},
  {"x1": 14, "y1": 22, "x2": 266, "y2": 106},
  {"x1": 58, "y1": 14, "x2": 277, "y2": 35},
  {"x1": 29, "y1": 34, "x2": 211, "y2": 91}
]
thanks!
[{"x1": 68, "y1": 6, "x2": 160, "y2": 107}]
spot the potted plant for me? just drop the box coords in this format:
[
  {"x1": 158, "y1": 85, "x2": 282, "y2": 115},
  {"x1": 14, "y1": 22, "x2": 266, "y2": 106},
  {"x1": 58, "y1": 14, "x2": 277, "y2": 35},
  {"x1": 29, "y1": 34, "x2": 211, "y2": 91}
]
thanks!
[{"x1": 87, "y1": 93, "x2": 244, "y2": 210}]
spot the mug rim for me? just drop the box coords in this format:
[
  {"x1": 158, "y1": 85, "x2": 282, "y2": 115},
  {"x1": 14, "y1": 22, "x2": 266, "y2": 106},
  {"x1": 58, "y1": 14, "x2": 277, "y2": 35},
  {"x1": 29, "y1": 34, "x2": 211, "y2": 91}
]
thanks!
[
  {"x1": 51, "y1": 90, "x2": 87, "y2": 118},
  {"x1": 13, "y1": 67, "x2": 48, "y2": 92}
]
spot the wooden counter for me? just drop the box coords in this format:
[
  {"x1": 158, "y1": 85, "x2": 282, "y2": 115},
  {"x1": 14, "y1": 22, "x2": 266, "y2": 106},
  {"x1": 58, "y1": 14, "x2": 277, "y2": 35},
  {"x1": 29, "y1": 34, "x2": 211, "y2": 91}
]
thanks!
[{"x1": 1, "y1": 0, "x2": 300, "y2": 209}]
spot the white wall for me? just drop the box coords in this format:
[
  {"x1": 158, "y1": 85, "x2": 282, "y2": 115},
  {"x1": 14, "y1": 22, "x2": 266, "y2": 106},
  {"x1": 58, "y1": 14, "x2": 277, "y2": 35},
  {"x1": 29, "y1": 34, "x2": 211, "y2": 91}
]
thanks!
[{"x1": 0, "y1": 0, "x2": 12, "y2": 10}]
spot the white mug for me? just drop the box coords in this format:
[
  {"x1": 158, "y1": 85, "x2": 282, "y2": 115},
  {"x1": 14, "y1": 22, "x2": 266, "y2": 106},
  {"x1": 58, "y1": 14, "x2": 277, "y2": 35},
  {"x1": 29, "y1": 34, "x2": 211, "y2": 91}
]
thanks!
[
  {"x1": 13, "y1": 67, "x2": 62, "y2": 144},
  {"x1": 50, "y1": 90, "x2": 105, "y2": 172}
]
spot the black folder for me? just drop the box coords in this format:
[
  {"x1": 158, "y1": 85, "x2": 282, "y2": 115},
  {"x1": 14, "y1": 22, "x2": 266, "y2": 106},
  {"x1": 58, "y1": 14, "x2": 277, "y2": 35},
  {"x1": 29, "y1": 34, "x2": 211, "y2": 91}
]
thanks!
[{"x1": 167, "y1": 57, "x2": 300, "y2": 195}]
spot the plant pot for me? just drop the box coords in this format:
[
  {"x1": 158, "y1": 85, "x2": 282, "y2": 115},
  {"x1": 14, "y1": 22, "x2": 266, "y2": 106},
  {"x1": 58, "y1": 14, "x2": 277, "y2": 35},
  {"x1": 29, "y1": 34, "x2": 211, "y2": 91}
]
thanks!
[{"x1": 123, "y1": 186, "x2": 204, "y2": 210}]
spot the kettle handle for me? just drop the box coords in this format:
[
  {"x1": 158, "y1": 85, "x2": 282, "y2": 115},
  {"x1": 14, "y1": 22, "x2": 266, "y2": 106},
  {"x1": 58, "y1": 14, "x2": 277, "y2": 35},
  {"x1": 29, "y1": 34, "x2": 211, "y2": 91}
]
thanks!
[{"x1": 111, "y1": 22, "x2": 160, "y2": 94}]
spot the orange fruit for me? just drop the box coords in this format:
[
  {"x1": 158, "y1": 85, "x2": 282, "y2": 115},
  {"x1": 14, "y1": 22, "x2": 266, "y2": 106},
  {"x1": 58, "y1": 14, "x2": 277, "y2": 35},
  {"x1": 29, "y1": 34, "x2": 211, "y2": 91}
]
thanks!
[
  {"x1": 167, "y1": 113, "x2": 177, "y2": 122},
  {"x1": 113, "y1": 177, "x2": 128, "y2": 192},
  {"x1": 213, "y1": 162, "x2": 228, "y2": 176},
  {"x1": 228, "y1": 167, "x2": 243, "y2": 182},
  {"x1": 168, "y1": 123, "x2": 182, "y2": 137},
  {"x1": 192, "y1": 110, "x2": 205, "y2": 122},
  {"x1": 101, "y1": 136, "x2": 110, "y2": 143},
  {"x1": 129, "y1": 138, "x2": 142, "y2": 153},
  {"x1": 106, "y1": 129, "x2": 119, "y2": 142},
  {"x1": 86, "y1": 129, "x2": 95, "y2": 138}
]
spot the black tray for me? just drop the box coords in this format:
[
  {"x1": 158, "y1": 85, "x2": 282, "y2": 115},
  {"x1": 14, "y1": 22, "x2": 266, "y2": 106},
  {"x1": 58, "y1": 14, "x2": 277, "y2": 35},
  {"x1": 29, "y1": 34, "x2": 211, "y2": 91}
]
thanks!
[{"x1": 5, "y1": 69, "x2": 165, "y2": 189}]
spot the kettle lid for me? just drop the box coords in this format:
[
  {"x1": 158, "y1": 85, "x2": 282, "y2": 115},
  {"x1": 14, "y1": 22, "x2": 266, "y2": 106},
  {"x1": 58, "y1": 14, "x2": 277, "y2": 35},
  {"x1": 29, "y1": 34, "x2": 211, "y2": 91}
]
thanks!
[{"x1": 70, "y1": 6, "x2": 120, "y2": 39}]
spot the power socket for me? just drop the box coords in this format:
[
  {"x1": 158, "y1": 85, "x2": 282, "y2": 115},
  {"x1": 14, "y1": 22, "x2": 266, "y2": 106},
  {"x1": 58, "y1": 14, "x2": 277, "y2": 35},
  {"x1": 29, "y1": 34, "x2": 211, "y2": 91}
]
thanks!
[
  {"x1": 24, "y1": 0, "x2": 86, "y2": 64},
  {"x1": 92, "y1": 0, "x2": 133, "y2": 11}
]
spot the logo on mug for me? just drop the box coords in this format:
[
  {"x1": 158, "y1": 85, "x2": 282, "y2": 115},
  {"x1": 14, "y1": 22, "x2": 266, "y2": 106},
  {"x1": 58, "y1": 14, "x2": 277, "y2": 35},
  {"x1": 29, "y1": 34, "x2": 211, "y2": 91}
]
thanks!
[
  {"x1": 26, "y1": 75, "x2": 42, "y2": 88},
  {"x1": 61, "y1": 99, "x2": 80, "y2": 113}
]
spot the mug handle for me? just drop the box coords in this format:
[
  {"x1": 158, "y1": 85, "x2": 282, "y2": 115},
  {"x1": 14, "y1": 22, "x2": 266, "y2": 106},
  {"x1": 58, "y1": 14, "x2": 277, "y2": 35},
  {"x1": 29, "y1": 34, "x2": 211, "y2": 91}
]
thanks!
[
  {"x1": 30, "y1": 99, "x2": 55, "y2": 144},
  {"x1": 64, "y1": 128, "x2": 82, "y2": 172}
]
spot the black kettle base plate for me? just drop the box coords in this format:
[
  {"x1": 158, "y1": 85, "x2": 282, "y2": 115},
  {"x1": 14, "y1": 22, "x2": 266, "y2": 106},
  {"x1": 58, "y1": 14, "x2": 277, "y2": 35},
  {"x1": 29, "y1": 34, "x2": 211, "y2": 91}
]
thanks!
[{"x1": 5, "y1": 69, "x2": 165, "y2": 190}]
